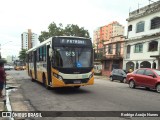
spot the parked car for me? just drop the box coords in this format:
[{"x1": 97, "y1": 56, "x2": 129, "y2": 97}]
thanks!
[
  {"x1": 4, "y1": 64, "x2": 11, "y2": 70},
  {"x1": 109, "y1": 69, "x2": 127, "y2": 83},
  {"x1": 126, "y1": 68, "x2": 160, "y2": 93}
]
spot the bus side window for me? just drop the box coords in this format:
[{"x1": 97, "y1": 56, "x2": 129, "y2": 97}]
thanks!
[
  {"x1": 37, "y1": 49, "x2": 39, "y2": 62},
  {"x1": 40, "y1": 47, "x2": 43, "y2": 61},
  {"x1": 26, "y1": 54, "x2": 29, "y2": 62},
  {"x1": 31, "y1": 52, "x2": 33, "y2": 62},
  {"x1": 29, "y1": 53, "x2": 31, "y2": 62},
  {"x1": 43, "y1": 46, "x2": 46, "y2": 62}
]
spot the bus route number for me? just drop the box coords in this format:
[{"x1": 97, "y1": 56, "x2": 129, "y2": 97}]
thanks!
[{"x1": 66, "y1": 51, "x2": 75, "y2": 56}]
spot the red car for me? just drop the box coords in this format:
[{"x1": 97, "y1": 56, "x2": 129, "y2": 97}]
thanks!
[{"x1": 126, "y1": 68, "x2": 160, "y2": 93}]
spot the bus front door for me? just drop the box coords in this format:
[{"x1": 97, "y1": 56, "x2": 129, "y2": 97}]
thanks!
[
  {"x1": 33, "y1": 51, "x2": 37, "y2": 79},
  {"x1": 47, "y1": 45, "x2": 52, "y2": 86}
]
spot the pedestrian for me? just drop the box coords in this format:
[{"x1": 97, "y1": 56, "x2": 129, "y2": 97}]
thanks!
[
  {"x1": 0, "y1": 61, "x2": 6, "y2": 98},
  {"x1": 129, "y1": 68, "x2": 133, "y2": 73}
]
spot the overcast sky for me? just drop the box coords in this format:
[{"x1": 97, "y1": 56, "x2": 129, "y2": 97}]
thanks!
[{"x1": 0, "y1": 0, "x2": 159, "y2": 58}]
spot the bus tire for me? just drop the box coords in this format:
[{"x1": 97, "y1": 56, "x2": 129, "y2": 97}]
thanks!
[{"x1": 43, "y1": 74, "x2": 51, "y2": 90}]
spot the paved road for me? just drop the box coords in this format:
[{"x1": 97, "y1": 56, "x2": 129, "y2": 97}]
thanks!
[{"x1": 6, "y1": 70, "x2": 160, "y2": 120}]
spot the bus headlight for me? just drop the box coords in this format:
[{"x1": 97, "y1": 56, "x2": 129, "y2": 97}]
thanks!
[
  {"x1": 53, "y1": 73, "x2": 63, "y2": 80},
  {"x1": 58, "y1": 76, "x2": 63, "y2": 80},
  {"x1": 53, "y1": 73, "x2": 58, "y2": 78},
  {"x1": 89, "y1": 73, "x2": 94, "y2": 79}
]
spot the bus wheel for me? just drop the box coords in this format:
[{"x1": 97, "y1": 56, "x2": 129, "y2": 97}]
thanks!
[
  {"x1": 43, "y1": 74, "x2": 51, "y2": 90},
  {"x1": 74, "y1": 86, "x2": 80, "y2": 89}
]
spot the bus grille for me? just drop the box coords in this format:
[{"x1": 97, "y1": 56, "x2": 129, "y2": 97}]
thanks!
[{"x1": 62, "y1": 79, "x2": 89, "y2": 84}]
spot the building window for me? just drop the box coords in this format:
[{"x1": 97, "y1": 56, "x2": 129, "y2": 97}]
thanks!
[
  {"x1": 148, "y1": 41, "x2": 158, "y2": 51},
  {"x1": 151, "y1": 17, "x2": 160, "y2": 29},
  {"x1": 127, "y1": 45, "x2": 131, "y2": 53},
  {"x1": 128, "y1": 25, "x2": 132, "y2": 31},
  {"x1": 108, "y1": 44, "x2": 113, "y2": 54},
  {"x1": 140, "y1": 61, "x2": 151, "y2": 68},
  {"x1": 116, "y1": 43, "x2": 121, "y2": 55},
  {"x1": 136, "y1": 21, "x2": 145, "y2": 33},
  {"x1": 135, "y1": 43, "x2": 143, "y2": 53}
]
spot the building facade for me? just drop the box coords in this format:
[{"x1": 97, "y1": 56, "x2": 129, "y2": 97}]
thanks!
[
  {"x1": 123, "y1": 1, "x2": 160, "y2": 71},
  {"x1": 102, "y1": 35, "x2": 125, "y2": 76},
  {"x1": 21, "y1": 32, "x2": 28, "y2": 50},
  {"x1": 21, "y1": 29, "x2": 39, "y2": 50},
  {"x1": 93, "y1": 21, "x2": 125, "y2": 76},
  {"x1": 93, "y1": 21, "x2": 124, "y2": 50}
]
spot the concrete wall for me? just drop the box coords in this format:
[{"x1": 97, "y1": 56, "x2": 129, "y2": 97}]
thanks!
[{"x1": 127, "y1": 12, "x2": 160, "y2": 38}]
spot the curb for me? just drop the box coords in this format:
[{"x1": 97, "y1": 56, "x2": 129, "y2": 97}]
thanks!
[
  {"x1": 94, "y1": 75, "x2": 109, "y2": 80},
  {"x1": 0, "y1": 75, "x2": 30, "y2": 112}
]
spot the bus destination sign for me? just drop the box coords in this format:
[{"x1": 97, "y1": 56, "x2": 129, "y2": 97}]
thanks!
[{"x1": 60, "y1": 39, "x2": 87, "y2": 45}]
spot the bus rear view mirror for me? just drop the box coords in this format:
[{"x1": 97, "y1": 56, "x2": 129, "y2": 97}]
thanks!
[{"x1": 49, "y1": 48, "x2": 53, "y2": 58}]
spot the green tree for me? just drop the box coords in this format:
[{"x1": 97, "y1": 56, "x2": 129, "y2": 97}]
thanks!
[
  {"x1": 64, "y1": 24, "x2": 90, "y2": 37},
  {"x1": 19, "y1": 49, "x2": 27, "y2": 61},
  {"x1": 39, "y1": 22, "x2": 90, "y2": 42}
]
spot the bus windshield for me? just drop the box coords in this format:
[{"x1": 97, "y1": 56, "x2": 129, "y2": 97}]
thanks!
[{"x1": 54, "y1": 47, "x2": 92, "y2": 68}]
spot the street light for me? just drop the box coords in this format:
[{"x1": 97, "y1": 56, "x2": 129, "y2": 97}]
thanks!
[{"x1": 0, "y1": 41, "x2": 12, "y2": 59}]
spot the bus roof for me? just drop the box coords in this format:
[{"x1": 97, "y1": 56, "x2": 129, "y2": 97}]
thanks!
[{"x1": 26, "y1": 36, "x2": 91, "y2": 53}]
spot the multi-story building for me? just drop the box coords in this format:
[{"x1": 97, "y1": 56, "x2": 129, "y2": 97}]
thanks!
[
  {"x1": 102, "y1": 35, "x2": 125, "y2": 76},
  {"x1": 93, "y1": 21, "x2": 124, "y2": 50},
  {"x1": 21, "y1": 32, "x2": 28, "y2": 50},
  {"x1": 93, "y1": 28, "x2": 100, "y2": 50},
  {"x1": 123, "y1": 1, "x2": 160, "y2": 71},
  {"x1": 93, "y1": 21, "x2": 125, "y2": 76},
  {"x1": 21, "y1": 29, "x2": 39, "y2": 50}
]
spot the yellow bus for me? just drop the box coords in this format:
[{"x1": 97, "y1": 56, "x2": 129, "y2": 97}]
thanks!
[
  {"x1": 14, "y1": 60, "x2": 26, "y2": 70},
  {"x1": 26, "y1": 36, "x2": 94, "y2": 89}
]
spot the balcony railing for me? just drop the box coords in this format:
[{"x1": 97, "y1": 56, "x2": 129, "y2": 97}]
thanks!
[
  {"x1": 105, "y1": 54, "x2": 123, "y2": 60},
  {"x1": 94, "y1": 53, "x2": 123, "y2": 61}
]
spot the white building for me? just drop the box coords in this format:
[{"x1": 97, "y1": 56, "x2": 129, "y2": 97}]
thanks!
[
  {"x1": 21, "y1": 32, "x2": 28, "y2": 50},
  {"x1": 21, "y1": 29, "x2": 39, "y2": 50},
  {"x1": 6, "y1": 55, "x2": 18, "y2": 63},
  {"x1": 123, "y1": 1, "x2": 160, "y2": 71},
  {"x1": 31, "y1": 33, "x2": 39, "y2": 48},
  {"x1": 6, "y1": 56, "x2": 12, "y2": 63}
]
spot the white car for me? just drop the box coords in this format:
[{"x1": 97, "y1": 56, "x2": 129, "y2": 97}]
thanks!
[
  {"x1": 4, "y1": 64, "x2": 14, "y2": 70},
  {"x1": 4, "y1": 64, "x2": 11, "y2": 70}
]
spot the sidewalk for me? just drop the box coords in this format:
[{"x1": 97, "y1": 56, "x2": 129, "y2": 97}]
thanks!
[
  {"x1": 0, "y1": 78, "x2": 8, "y2": 111},
  {"x1": 0, "y1": 75, "x2": 30, "y2": 112},
  {"x1": 0, "y1": 95, "x2": 4, "y2": 111},
  {"x1": 94, "y1": 75, "x2": 109, "y2": 80}
]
